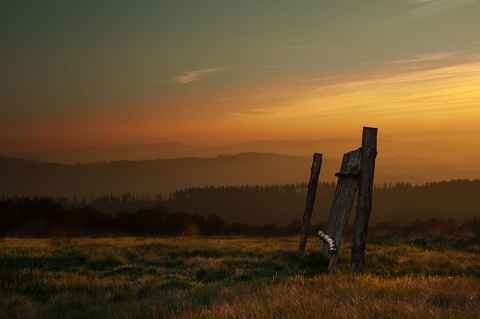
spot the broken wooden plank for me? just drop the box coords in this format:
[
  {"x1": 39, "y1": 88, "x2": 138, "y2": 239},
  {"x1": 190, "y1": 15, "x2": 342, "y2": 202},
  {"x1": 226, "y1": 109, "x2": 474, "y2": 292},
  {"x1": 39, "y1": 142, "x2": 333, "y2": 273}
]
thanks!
[{"x1": 321, "y1": 148, "x2": 361, "y2": 274}]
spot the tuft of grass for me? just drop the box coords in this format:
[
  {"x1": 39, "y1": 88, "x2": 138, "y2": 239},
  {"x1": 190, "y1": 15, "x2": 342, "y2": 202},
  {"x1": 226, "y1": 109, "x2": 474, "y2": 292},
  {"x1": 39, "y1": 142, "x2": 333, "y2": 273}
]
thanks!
[{"x1": 0, "y1": 266, "x2": 50, "y2": 301}]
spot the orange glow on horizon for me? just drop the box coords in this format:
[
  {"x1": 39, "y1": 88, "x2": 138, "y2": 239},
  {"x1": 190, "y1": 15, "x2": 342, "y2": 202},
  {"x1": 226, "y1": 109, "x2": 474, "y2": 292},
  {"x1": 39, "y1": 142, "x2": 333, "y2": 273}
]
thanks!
[{"x1": 1, "y1": 60, "x2": 479, "y2": 153}]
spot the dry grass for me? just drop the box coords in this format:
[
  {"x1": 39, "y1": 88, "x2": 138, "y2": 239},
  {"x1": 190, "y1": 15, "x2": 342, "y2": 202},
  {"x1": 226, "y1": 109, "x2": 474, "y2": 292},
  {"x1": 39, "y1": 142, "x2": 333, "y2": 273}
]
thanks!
[{"x1": 0, "y1": 236, "x2": 479, "y2": 318}]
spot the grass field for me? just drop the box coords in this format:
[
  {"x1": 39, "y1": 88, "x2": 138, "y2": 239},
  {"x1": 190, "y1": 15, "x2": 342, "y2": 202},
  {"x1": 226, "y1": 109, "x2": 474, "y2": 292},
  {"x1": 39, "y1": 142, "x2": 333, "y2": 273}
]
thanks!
[{"x1": 1, "y1": 236, "x2": 479, "y2": 318}]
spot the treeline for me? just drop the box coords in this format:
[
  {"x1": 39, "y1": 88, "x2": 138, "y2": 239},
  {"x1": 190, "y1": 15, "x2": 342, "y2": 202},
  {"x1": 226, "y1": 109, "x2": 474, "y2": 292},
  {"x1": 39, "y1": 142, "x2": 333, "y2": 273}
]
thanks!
[
  {"x1": 2, "y1": 179, "x2": 480, "y2": 238},
  {"x1": 0, "y1": 195, "x2": 479, "y2": 239},
  {"x1": 7, "y1": 179, "x2": 477, "y2": 226},
  {"x1": 0, "y1": 196, "x2": 305, "y2": 238},
  {"x1": 166, "y1": 180, "x2": 480, "y2": 224},
  {"x1": 52, "y1": 183, "x2": 336, "y2": 225}
]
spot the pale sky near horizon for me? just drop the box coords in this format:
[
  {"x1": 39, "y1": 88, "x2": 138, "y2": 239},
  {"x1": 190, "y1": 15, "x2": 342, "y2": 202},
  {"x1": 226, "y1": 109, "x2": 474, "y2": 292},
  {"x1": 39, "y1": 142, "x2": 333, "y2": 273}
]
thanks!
[{"x1": 1, "y1": 0, "x2": 480, "y2": 154}]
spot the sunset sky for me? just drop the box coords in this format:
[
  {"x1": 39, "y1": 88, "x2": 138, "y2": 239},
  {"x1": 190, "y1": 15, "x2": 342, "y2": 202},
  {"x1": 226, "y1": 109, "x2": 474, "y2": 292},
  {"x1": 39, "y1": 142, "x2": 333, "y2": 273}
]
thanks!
[{"x1": 1, "y1": 0, "x2": 480, "y2": 154}]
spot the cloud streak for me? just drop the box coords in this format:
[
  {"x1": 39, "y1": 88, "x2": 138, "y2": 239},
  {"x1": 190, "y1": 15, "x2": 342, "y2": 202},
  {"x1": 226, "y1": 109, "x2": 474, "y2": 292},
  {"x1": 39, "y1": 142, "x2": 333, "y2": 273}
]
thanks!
[
  {"x1": 173, "y1": 68, "x2": 226, "y2": 84},
  {"x1": 392, "y1": 0, "x2": 476, "y2": 25}
]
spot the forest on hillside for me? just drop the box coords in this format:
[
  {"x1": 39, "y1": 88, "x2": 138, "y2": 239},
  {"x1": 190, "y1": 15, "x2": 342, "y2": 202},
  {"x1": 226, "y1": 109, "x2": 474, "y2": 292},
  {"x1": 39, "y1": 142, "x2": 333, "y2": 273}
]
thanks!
[
  {"x1": 1, "y1": 179, "x2": 479, "y2": 238},
  {"x1": 85, "y1": 179, "x2": 480, "y2": 224}
]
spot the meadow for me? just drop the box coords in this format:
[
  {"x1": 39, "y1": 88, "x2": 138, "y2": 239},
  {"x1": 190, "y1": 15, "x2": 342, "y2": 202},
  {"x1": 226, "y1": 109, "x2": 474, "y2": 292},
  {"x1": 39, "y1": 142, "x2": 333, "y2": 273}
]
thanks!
[{"x1": 1, "y1": 236, "x2": 479, "y2": 319}]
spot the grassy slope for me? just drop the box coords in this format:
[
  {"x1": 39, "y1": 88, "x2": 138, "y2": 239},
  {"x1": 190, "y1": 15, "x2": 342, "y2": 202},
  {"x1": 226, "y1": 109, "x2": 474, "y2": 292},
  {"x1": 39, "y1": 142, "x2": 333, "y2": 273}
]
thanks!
[{"x1": 1, "y1": 237, "x2": 479, "y2": 319}]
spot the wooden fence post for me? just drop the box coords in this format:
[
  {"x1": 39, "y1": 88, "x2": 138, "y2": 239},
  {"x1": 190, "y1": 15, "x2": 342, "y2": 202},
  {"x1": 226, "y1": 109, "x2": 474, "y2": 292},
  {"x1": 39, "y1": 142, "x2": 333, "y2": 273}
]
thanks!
[
  {"x1": 298, "y1": 153, "x2": 323, "y2": 253},
  {"x1": 351, "y1": 127, "x2": 378, "y2": 273},
  {"x1": 321, "y1": 149, "x2": 361, "y2": 273}
]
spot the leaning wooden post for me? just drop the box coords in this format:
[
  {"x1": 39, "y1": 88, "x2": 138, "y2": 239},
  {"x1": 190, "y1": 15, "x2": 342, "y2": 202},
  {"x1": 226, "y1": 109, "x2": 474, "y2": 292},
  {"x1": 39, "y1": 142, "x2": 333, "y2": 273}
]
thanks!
[
  {"x1": 298, "y1": 153, "x2": 323, "y2": 253},
  {"x1": 351, "y1": 127, "x2": 378, "y2": 273},
  {"x1": 321, "y1": 149, "x2": 361, "y2": 273}
]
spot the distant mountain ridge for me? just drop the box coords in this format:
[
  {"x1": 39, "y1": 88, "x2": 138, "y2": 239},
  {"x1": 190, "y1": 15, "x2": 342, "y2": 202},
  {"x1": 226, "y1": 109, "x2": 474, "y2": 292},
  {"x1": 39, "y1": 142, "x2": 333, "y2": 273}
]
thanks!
[
  {"x1": 3, "y1": 138, "x2": 480, "y2": 200},
  {"x1": 8, "y1": 142, "x2": 195, "y2": 164},
  {"x1": 8, "y1": 140, "x2": 360, "y2": 164},
  {"x1": 0, "y1": 153, "x2": 326, "y2": 199},
  {"x1": 8, "y1": 138, "x2": 479, "y2": 165},
  {"x1": 1, "y1": 152, "x2": 479, "y2": 200}
]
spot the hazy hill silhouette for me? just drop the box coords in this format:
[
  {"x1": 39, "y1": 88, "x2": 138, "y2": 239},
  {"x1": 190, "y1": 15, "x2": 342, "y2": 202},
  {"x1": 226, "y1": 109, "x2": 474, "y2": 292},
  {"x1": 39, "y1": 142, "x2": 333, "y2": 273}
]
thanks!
[
  {"x1": 7, "y1": 138, "x2": 479, "y2": 184},
  {"x1": 9, "y1": 140, "x2": 357, "y2": 164},
  {"x1": 9, "y1": 138, "x2": 480, "y2": 166},
  {"x1": 1, "y1": 150, "x2": 479, "y2": 200},
  {"x1": 0, "y1": 153, "x2": 337, "y2": 199},
  {"x1": 9, "y1": 142, "x2": 195, "y2": 164}
]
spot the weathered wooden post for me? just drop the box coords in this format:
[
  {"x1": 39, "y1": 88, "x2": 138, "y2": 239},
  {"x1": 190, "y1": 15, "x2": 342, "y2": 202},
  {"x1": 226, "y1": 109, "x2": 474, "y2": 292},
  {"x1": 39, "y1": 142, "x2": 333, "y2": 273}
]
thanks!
[
  {"x1": 320, "y1": 149, "x2": 361, "y2": 273},
  {"x1": 298, "y1": 153, "x2": 323, "y2": 253},
  {"x1": 351, "y1": 127, "x2": 378, "y2": 273}
]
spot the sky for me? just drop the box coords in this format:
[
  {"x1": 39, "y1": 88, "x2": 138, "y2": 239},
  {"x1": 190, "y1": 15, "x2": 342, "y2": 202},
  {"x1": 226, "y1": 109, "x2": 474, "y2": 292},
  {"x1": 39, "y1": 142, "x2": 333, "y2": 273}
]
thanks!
[{"x1": 1, "y1": 0, "x2": 480, "y2": 154}]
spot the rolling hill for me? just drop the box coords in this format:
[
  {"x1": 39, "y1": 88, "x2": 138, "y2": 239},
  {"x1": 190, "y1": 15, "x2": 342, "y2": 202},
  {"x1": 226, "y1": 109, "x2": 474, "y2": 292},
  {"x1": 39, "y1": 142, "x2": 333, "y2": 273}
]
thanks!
[{"x1": 1, "y1": 151, "x2": 479, "y2": 200}]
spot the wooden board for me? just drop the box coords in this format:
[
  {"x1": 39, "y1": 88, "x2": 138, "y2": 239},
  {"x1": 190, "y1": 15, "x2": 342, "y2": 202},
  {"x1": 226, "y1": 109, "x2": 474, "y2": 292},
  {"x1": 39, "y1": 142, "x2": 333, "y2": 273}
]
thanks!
[{"x1": 321, "y1": 148, "x2": 361, "y2": 274}]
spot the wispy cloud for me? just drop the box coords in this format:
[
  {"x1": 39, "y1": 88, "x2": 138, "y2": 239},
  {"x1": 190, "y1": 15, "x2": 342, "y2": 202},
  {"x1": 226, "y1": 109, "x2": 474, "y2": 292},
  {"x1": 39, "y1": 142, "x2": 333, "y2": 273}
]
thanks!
[
  {"x1": 380, "y1": 52, "x2": 467, "y2": 74},
  {"x1": 408, "y1": 0, "x2": 436, "y2": 3},
  {"x1": 392, "y1": 0, "x2": 476, "y2": 25},
  {"x1": 388, "y1": 52, "x2": 457, "y2": 64},
  {"x1": 261, "y1": 45, "x2": 334, "y2": 52},
  {"x1": 173, "y1": 67, "x2": 226, "y2": 84}
]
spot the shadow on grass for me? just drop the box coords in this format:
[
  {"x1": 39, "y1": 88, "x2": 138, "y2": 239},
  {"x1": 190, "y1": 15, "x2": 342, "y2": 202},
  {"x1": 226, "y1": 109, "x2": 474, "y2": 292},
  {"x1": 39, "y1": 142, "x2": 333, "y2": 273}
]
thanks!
[
  {"x1": 193, "y1": 251, "x2": 329, "y2": 285},
  {"x1": 0, "y1": 254, "x2": 55, "y2": 301},
  {"x1": 410, "y1": 236, "x2": 480, "y2": 253},
  {"x1": 370, "y1": 235, "x2": 480, "y2": 253}
]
